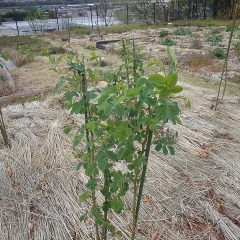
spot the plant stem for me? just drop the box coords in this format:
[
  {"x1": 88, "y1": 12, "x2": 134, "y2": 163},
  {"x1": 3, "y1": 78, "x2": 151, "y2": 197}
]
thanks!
[
  {"x1": 132, "y1": 37, "x2": 137, "y2": 82},
  {"x1": 79, "y1": 67, "x2": 100, "y2": 240},
  {"x1": 132, "y1": 129, "x2": 153, "y2": 240},
  {"x1": 215, "y1": 1, "x2": 239, "y2": 110},
  {"x1": 122, "y1": 39, "x2": 130, "y2": 85},
  {"x1": 0, "y1": 106, "x2": 9, "y2": 146},
  {"x1": 102, "y1": 170, "x2": 110, "y2": 240},
  {"x1": 131, "y1": 173, "x2": 138, "y2": 240}
]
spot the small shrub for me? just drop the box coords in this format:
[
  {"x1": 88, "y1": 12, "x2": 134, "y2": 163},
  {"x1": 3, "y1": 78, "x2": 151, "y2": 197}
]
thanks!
[
  {"x1": 175, "y1": 27, "x2": 192, "y2": 36},
  {"x1": 212, "y1": 48, "x2": 226, "y2": 59},
  {"x1": 71, "y1": 26, "x2": 91, "y2": 36},
  {"x1": 159, "y1": 30, "x2": 169, "y2": 37},
  {"x1": 236, "y1": 42, "x2": 240, "y2": 50},
  {"x1": 1, "y1": 52, "x2": 10, "y2": 61},
  {"x1": 84, "y1": 44, "x2": 96, "y2": 50},
  {"x1": 48, "y1": 46, "x2": 66, "y2": 55},
  {"x1": 161, "y1": 38, "x2": 176, "y2": 46},
  {"x1": 226, "y1": 24, "x2": 238, "y2": 32},
  {"x1": 207, "y1": 34, "x2": 223, "y2": 45}
]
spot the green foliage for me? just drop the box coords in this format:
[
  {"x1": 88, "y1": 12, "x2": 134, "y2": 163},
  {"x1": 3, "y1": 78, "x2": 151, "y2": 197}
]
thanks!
[
  {"x1": 55, "y1": 40, "x2": 182, "y2": 239},
  {"x1": 41, "y1": 46, "x2": 66, "y2": 56},
  {"x1": 175, "y1": 27, "x2": 192, "y2": 36},
  {"x1": 236, "y1": 41, "x2": 240, "y2": 50},
  {"x1": 1, "y1": 53, "x2": 9, "y2": 61},
  {"x1": 0, "y1": 35, "x2": 48, "y2": 51},
  {"x1": 226, "y1": 24, "x2": 239, "y2": 32},
  {"x1": 71, "y1": 26, "x2": 92, "y2": 36},
  {"x1": 211, "y1": 28, "x2": 221, "y2": 35},
  {"x1": 159, "y1": 30, "x2": 169, "y2": 37},
  {"x1": 161, "y1": 38, "x2": 176, "y2": 46},
  {"x1": 2, "y1": 10, "x2": 27, "y2": 21},
  {"x1": 89, "y1": 51, "x2": 108, "y2": 67},
  {"x1": 212, "y1": 47, "x2": 226, "y2": 59},
  {"x1": 207, "y1": 34, "x2": 223, "y2": 45}
]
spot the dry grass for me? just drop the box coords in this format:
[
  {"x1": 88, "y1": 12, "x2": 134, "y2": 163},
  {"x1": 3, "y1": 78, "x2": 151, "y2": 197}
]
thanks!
[
  {"x1": 0, "y1": 82, "x2": 240, "y2": 239},
  {"x1": 183, "y1": 54, "x2": 222, "y2": 72},
  {"x1": 12, "y1": 56, "x2": 59, "y2": 94},
  {"x1": 1, "y1": 48, "x2": 33, "y2": 67}
]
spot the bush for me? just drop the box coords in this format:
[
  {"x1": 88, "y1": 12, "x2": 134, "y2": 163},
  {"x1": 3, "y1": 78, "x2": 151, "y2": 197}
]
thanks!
[
  {"x1": 159, "y1": 30, "x2": 169, "y2": 37},
  {"x1": 207, "y1": 34, "x2": 223, "y2": 45},
  {"x1": 175, "y1": 27, "x2": 192, "y2": 36},
  {"x1": 161, "y1": 38, "x2": 176, "y2": 46},
  {"x1": 236, "y1": 41, "x2": 240, "y2": 50},
  {"x1": 41, "y1": 46, "x2": 67, "y2": 56},
  {"x1": 71, "y1": 26, "x2": 91, "y2": 36},
  {"x1": 226, "y1": 24, "x2": 238, "y2": 32},
  {"x1": 212, "y1": 48, "x2": 226, "y2": 59}
]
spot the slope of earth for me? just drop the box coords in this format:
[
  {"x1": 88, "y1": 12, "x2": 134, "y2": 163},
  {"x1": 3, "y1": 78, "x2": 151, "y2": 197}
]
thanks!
[{"x1": 0, "y1": 81, "x2": 239, "y2": 239}]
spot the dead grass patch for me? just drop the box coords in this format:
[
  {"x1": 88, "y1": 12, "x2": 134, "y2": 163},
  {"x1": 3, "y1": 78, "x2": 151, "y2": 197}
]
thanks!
[{"x1": 184, "y1": 54, "x2": 222, "y2": 72}]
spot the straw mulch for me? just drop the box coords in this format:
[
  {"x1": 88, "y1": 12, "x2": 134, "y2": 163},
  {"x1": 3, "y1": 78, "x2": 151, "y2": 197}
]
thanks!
[{"x1": 0, "y1": 83, "x2": 240, "y2": 240}]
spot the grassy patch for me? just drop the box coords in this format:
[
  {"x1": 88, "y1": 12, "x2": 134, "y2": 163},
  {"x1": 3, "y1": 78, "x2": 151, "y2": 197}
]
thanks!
[
  {"x1": 71, "y1": 26, "x2": 92, "y2": 36},
  {"x1": 101, "y1": 24, "x2": 157, "y2": 34},
  {"x1": 161, "y1": 38, "x2": 176, "y2": 46},
  {"x1": 175, "y1": 27, "x2": 192, "y2": 36},
  {"x1": 212, "y1": 48, "x2": 226, "y2": 59},
  {"x1": 173, "y1": 19, "x2": 240, "y2": 27},
  {"x1": 207, "y1": 34, "x2": 223, "y2": 46},
  {"x1": 159, "y1": 30, "x2": 169, "y2": 37},
  {"x1": 0, "y1": 35, "x2": 48, "y2": 52},
  {"x1": 0, "y1": 35, "x2": 50, "y2": 66},
  {"x1": 226, "y1": 24, "x2": 239, "y2": 32}
]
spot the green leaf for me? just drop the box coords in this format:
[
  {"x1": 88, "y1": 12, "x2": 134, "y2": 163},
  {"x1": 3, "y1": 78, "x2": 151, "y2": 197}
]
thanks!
[
  {"x1": 107, "y1": 151, "x2": 116, "y2": 160},
  {"x1": 148, "y1": 74, "x2": 166, "y2": 88},
  {"x1": 183, "y1": 97, "x2": 191, "y2": 108},
  {"x1": 114, "y1": 104, "x2": 125, "y2": 117},
  {"x1": 166, "y1": 72, "x2": 178, "y2": 87},
  {"x1": 73, "y1": 136, "x2": 80, "y2": 147},
  {"x1": 111, "y1": 198, "x2": 124, "y2": 213},
  {"x1": 162, "y1": 145, "x2": 168, "y2": 155},
  {"x1": 64, "y1": 91, "x2": 79, "y2": 101},
  {"x1": 167, "y1": 47, "x2": 178, "y2": 67},
  {"x1": 86, "y1": 121, "x2": 96, "y2": 131},
  {"x1": 96, "y1": 152, "x2": 108, "y2": 171},
  {"x1": 155, "y1": 143, "x2": 162, "y2": 151},
  {"x1": 171, "y1": 85, "x2": 183, "y2": 93},
  {"x1": 86, "y1": 179, "x2": 97, "y2": 191},
  {"x1": 168, "y1": 145, "x2": 175, "y2": 155},
  {"x1": 71, "y1": 100, "x2": 85, "y2": 114},
  {"x1": 79, "y1": 191, "x2": 90, "y2": 203},
  {"x1": 53, "y1": 76, "x2": 65, "y2": 93},
  {"x1": 85, "y1": 162, "x2": 98, "y2": 176},
  {"x1": 80, "y1": 214, "x2": 88, "y2": 222},
  {"x1": 64, "y1": 126, "x2": 72, "y2": 134},
  {"x1": 117, "y1": 147, "x2": 125, "y2": 160},
  {"x1": 76, "y1": 162, "x2": 83, "y2": 171}
]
